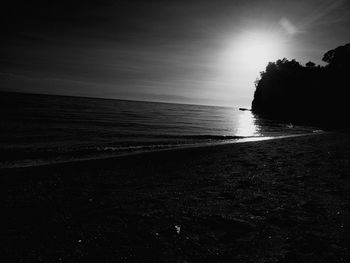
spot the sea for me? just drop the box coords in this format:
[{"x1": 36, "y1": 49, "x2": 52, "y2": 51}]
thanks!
[{"x1": 0, "y1": 92, "x2": 320, "y2": 169}]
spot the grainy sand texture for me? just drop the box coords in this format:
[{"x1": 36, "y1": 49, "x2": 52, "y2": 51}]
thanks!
[{"x1": 1, "y1": 132, "x2": 350, "y2": 262}]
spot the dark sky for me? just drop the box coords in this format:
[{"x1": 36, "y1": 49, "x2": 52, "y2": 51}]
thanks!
[{"x1": 1, "y1": 0, "x2": 350, "y2": 106}]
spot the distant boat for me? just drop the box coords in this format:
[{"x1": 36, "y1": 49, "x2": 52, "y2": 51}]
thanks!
[
  {"x1": 286, "y1": 123, "x2": 294, "y2": 128},
  {"x1": 239, "y1": 108, "x2": 251, "y2": 111}
]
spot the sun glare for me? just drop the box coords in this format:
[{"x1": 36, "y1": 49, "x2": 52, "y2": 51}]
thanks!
[
  {"x1": 224, "y1": 31, "x2": 285, "y2": 73},
  {"x1": 214, "y1": 30, "x2": 287, "y2": 103}
]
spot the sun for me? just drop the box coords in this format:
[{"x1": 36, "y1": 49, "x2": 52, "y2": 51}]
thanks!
[
  {"x1": 224, "y1": 31, "x2": 285, "y2": 73},
  {"x1": 237, "y1": 39, "x2": 277, "y2": 70}
]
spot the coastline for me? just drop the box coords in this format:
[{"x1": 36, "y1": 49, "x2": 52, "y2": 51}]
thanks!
[
  {"x1": 1, "y1": 131, "x2": 350, "y2": 262},
  {"x1": 1, "y1": 131, "x2": 322, "y2": 169}
]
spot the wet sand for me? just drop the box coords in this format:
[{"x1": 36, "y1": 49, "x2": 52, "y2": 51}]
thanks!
[{"x1": 1, "y1": 132, "x2": 350, "y2": 262}]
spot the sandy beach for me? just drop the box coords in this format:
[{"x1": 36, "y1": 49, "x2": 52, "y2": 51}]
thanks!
[{"x1": 1, "y1": 132, "x2": 350, "y2": 262}]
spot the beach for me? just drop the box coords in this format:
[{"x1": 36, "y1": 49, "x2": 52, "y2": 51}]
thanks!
[{"x1": 1, "y1": 132, "x2": 350, "y2": 262}]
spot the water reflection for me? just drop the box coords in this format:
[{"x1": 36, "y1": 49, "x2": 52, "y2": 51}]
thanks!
[{"x1": 236, "y1": 110, "x2": 261, "y2": 137}]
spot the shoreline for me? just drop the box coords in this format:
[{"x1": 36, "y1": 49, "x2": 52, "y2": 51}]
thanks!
[{"x1": 1, "y1": 131, "x2": 324, "y2": 170}]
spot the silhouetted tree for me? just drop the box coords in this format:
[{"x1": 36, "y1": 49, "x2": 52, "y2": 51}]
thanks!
[
  {"x1": 306, "y1": 61, "x2": 316, "y2": 67},
  {"x1": 322, "y1": 43, "x2": 350, "y2": 69}
]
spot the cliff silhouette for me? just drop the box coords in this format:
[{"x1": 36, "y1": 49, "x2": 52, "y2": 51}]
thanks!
[{"x1": 252, "y1": 43, "x2": 350, "y2": 127}]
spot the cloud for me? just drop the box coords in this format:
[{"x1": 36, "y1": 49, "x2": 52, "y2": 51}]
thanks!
[
  {"x1": 279, "y1": 18, "x2": 298, "y2": 35},
  {"x1": 299, "y1": 0, "x2": 349, "y2": 29}
]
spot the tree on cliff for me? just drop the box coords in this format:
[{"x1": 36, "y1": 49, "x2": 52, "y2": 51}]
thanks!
[
  {"x1": 322, "y1": 43, "x2": 350, "y2": 69},
  {"x1": 305, "y1": 61, "x2": 316, "y2": 67},
  {"x1": 251, "y1": 43, "x2": 350, "y2": 127}
]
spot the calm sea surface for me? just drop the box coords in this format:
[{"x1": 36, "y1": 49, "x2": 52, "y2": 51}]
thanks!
[{"x1": 0, "y1": 92, "x2": 317, "y2": 168}]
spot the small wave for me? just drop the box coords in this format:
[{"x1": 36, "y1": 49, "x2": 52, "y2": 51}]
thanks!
[
  {"x1": 97, "y1": 144, "x2": 183, "y2": 152},
  {"x1": 117, "y1": 133, "x2": 253, "y2": 140},
  {"x1": 175, "y1": 134, "x2": 248, "y2": 140},
  {"x1": 95, "y1": 134, "x2": 257, "y2": 152},
  {"x1": 0, "y1": 132, "x2": 321, "y2": 169},
  {"x1": 0, "y1": 135, "x2": 252, "y2": 169}
]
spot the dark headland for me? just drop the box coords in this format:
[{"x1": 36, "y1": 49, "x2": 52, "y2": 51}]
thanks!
[{"x1": 252, "y1": 43, "x2": 350, "y2": 128}]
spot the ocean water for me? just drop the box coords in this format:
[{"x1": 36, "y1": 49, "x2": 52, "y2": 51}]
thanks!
[{"x1": 0, "y1": 92, "x2": 317, "y2": 168}]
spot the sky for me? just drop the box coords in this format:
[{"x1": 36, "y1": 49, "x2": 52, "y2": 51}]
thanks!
[{"x1": 1, "y1": 0, "x2": 350, "y2": 107}]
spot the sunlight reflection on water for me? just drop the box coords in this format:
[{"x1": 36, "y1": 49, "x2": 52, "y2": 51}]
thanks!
[{"x1": 235, "y1": 110, "x2": 261, "y2": 137}]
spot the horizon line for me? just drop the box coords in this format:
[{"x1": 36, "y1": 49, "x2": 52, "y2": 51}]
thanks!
[{"x1": 0, "y1": 90, "x2": 245, "y2": 109}]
